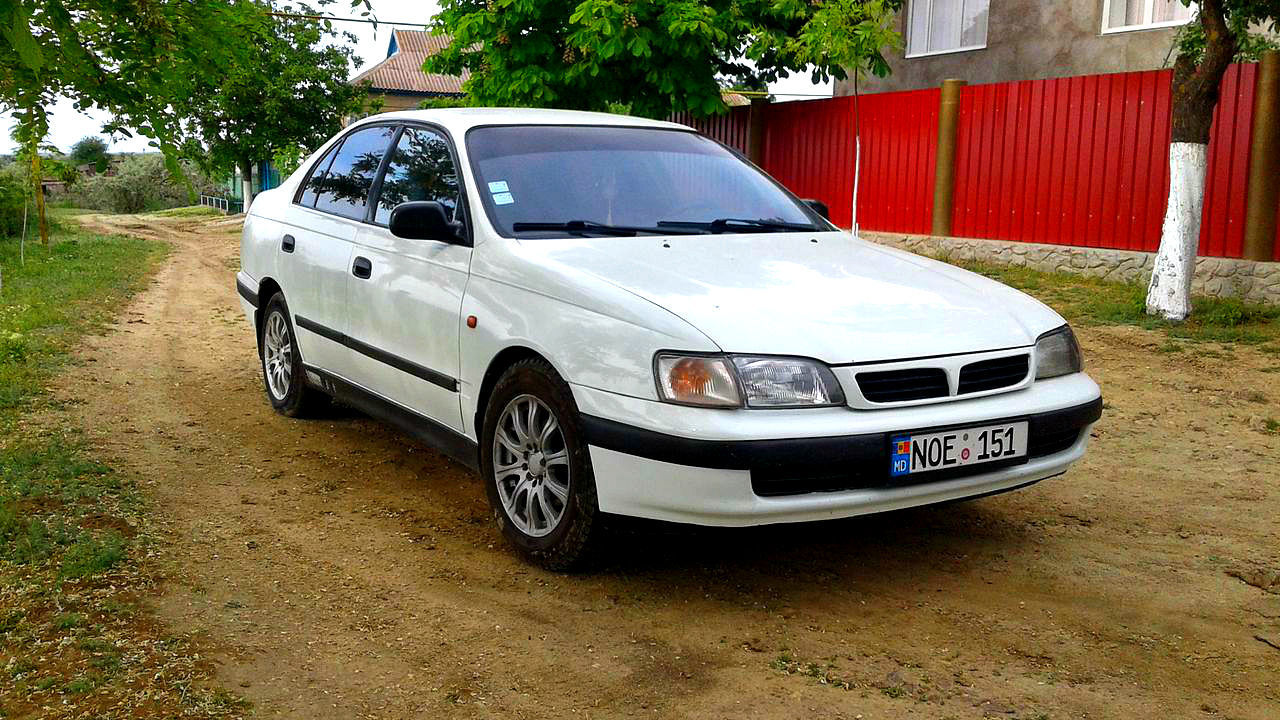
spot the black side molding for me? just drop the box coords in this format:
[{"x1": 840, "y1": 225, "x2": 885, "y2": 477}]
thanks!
[
  {"x1": 293, "y1": 315, "x2": 460, "y2": 393},
  {"x1": 305, "y1": 365, "x2": 478, "y2": 471},
  {"x1": 237, "y1": 278, "x2": 259, "y2": 308}
]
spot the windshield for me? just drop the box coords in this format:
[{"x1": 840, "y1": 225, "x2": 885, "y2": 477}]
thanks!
[{"x1": 465, "y1": 125, "x2": 824, "y2": 237}]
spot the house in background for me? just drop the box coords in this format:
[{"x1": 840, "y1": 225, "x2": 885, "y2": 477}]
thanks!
[
  {"x1": 840, "y1": 0, "x2": 1194, "y2": 94},
  {"x1": 350, "y1": 29, "x2": 466, "y2": 112},
  {"x1": 224, "y1": 161, "x2": 281, "y2": 212}
]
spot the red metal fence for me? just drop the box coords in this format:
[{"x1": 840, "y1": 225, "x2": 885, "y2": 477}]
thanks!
[
  {"x1": 951, "y1": 63, "x2": 1257, "y2": 257},
  {"x1": 679, "y1": 63, "x2": 1278, "y2": 261}
]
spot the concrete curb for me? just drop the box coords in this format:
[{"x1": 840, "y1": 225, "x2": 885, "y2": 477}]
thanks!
[{"x1": 862, "y1": 231, "x2": 1280, "y2": 306}]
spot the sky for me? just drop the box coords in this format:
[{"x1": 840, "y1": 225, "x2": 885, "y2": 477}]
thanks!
[{"x1": 0, "y1": 0, "x2": 832, "y2": 155}]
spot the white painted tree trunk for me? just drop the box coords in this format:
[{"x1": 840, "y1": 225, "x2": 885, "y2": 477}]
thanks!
[
  {"x1": 241, "y1": 173, "x2": 254, "y2": 213},
  {"x1": 1145, "y1": 142, "x2": 1208, "y2": 321}
]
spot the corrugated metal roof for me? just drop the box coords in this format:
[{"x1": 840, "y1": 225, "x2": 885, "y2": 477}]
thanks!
[{"x1": 350, "y1": 29, "x2": 466, "y2": 96}]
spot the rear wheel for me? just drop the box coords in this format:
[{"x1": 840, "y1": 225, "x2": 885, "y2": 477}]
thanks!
[
  {"x1": 259, "y1": 294, "x2": 328, "y2": 417},
  {"x1": 480, "y1": 358, "x2": 604, "y2": 570}
]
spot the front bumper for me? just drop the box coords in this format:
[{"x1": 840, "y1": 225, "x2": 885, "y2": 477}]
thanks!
[
  {"x1": 236, "y1": 272, "x2": 259, "y2": 332},
  {"x1": 574, "y1": 374, "x2": 1101, "y2": 526}
]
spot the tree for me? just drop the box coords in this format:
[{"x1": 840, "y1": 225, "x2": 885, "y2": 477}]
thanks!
[
  {"x1": 0, "y1": 0, "x2": 372, "y2": 241},
  {"x1": 0, "y1": 0, "x2": 264, "y2": 244},
  {"x1": 425, "y1": 0, "x2": 903, "y2": 119},
  {"x1": 70, "y1": 136, "x2": 110, "y2": 173},
  {"x1": 178, "y1": 2, "x2": 371, "y2": 210},
  {"x1": 1145, "y1": 0, "x2": 1280, "y2": 320}
]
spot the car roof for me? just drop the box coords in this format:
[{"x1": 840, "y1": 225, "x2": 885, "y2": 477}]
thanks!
[{"x1": 349, "y1": 107, "x2": 692, "y2": 135}]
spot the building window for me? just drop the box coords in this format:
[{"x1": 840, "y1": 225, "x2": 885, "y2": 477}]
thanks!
[
  {"x1": 1102, "y1": 0, "x2": 1196, "y2": 33},
  {"x1": 906, "y1": 0, "x2": 991, "y2": 58}
]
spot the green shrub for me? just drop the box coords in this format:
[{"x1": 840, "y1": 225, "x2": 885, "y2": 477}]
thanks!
[
  {"x1": 0, "y1": 167, "x2": 28, "y2": 237},
  {"x1": 65, "y1": 155, "x2": 217, "y2": 214}
]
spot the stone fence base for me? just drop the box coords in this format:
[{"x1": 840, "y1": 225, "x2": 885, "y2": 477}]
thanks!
[{"x1": 862, "y1": 231, "x2": 1280, "y2": 306}]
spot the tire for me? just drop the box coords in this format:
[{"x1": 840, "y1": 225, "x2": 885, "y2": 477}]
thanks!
[
  {"x1": 258, "y1": 293, "x2": 328, "y2": 418},
  {"x1": 480, "y1": 358, "x2": 604, "y2": 570}
]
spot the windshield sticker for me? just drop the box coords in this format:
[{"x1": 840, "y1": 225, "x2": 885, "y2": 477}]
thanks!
[
  {"x1": 492, "y1": 192, "x2": 515, "y2": 206},
  {"x1": 487, "y1": 180, "x2": 509, "y2": 194}
]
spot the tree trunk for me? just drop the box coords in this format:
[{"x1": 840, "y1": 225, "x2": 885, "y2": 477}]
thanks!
[
  {"x1": 1145, "y1": 0, "x2": 1236, "y2": 321},
  {"x1": 1147, "y1": 143, "x2": 1208, "y2": 319},
  {"x1": 240, "y1": 158, "x2": 255, "y2": 213},
  {"x1": 29, "y1": 138, "x2": 48, "y2": 247}
]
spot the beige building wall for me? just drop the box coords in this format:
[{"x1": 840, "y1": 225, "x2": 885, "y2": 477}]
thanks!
[
  {"x1": 373, "y1": 93, "x2": 427, "y2": 112},
  {"x1": 838, "y1": 0, "x2": 1183, "y2": 95}
]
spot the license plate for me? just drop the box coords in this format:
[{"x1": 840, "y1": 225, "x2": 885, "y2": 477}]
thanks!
[{"x1": 890, "y1": 421, "x2": 1028, "y2": 477}]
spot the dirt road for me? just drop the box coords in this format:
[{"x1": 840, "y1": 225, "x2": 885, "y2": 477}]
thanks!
[{"x1": 55, "y1": 214, "x2": 1279, "y2": 718}]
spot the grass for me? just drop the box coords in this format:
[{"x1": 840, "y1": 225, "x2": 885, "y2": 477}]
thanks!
[
  {"x1": 0, "y1": 219, "x2": 247, "y2": 718},
  {"x1": 771, "y1": 651, "x2": 858, "y2": 692},
  {"x1": 1, "y1": 226, "x2": 167, "y2": 415},
  {"x1": 943, "y1": 257, "x2": 1280, "y2": 345}
]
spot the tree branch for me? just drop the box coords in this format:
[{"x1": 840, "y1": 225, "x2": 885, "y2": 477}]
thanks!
[{"x1": 1170, "y1": 0, "x2": 1239, "y2": 143}]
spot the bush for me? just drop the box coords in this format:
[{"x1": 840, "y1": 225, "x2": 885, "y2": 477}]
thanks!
[
  {"x1": 65, "y1": 155, "x2": 217, "y2": 214},
  {"x1": 0, "y1": 166, "x2": 28, "y2": 238}
]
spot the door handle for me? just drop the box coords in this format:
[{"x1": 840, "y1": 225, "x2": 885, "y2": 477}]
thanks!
[
  {"x1": 281, "y1": 234, "x2": 295, "y2": 253},
  {"x1": 352, "y1": 256, "x2": 372, "y2": 279}
]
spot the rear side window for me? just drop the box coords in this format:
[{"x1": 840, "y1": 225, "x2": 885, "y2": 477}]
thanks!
[
  {"x1": 299, "y1": 142, "x2": 342, "y2": 208},
  {"x1": 373, "y1": 127, "x2": 460, "y2": 225},
  {"x1": 311, "y1": 125, "x2": 398, "y2": 220}
]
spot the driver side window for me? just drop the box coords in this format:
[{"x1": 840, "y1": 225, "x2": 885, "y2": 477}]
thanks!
[{"x1": 373, "y1": 126, "x2": 460, "y2": 226}]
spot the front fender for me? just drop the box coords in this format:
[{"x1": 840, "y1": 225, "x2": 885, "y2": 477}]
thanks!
[{"x1": 457, "y1": 272, "x2": 717, "y2": 439}]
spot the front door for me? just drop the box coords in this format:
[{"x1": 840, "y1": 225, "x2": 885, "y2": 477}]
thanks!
[{"x1": 345, "y1": 125, "x2": 472, "y2": 432}]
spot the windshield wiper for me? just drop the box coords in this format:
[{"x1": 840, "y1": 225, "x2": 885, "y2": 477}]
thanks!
[
  {"x1": 658, "y1": 218, "x2": 818, "y2": 234},
  {"x1": 512, "y1": 220, "x2": 703, "y2": 237}
]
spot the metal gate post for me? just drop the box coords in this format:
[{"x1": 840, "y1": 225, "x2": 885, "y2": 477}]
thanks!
[
  {"x1": 932, "y1": 78, "x2": 967, "y2": 237},
  {"x1": 1244, "y1": 52, "x2": 1280, "y2": 262}
]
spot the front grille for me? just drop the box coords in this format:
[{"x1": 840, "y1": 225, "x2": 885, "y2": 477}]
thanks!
[
  {"x1": 856, "y1": 368, "x2": 949, "y2": 403},
  {"x1": 958, "y1": 354, "x2": 1030, "y2": 395}
]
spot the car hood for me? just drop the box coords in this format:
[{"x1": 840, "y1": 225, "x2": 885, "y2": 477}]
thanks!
[{"x1": 520, "y1": 232, "x2": 1065, "y2": 364}]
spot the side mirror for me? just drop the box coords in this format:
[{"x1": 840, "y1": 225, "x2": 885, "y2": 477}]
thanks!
[
  {"x1": 388, "y1": 201, "x2": 464, "y2": 243},
  {"x1": 801, "y1": 198, "x2": 830, "y2": 221}
]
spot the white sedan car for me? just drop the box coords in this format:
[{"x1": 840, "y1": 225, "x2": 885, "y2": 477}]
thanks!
[{"x1": 237, "y1": 108, "x2": 1102, "y2": 569}]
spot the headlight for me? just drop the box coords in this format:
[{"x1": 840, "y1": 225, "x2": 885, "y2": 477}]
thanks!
[
  {"x1": 654, "y1": 354, "x2": 742, "y2": 407},
  {"x1": 731, "y1": 356, "x2": 845, "y2": 407},
  {"x1": 1034, "y1": 325, "x2": 1083, "y2": 379},
  {"x1": 654, "y1": 353, "x2": 845, "y2": 408}
]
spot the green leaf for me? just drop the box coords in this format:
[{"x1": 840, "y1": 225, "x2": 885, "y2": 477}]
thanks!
[{"x1": 6, "y1": 7, "x2": 45, "y2": 72}]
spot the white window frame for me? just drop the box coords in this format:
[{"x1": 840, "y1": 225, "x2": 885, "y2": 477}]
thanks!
[
  {"x1": 904, "y1": 0, "x2": 990, "y2": 59},
  {"x1": 1100, "y1": 0, "x2": 1198, "y2": 35}
]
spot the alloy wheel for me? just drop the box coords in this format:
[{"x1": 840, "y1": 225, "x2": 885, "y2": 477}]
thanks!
[
  {"x1": 263, "y1": 310, "x2": 292, "y2": 400},
  {"x1": 492, "y1": 394, "x2": 571, "y2": 537}
]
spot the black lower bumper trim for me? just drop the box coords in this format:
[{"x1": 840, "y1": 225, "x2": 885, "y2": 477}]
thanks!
[
  {"x1": 236, "y1": 278, "x2": 259, "y2": 308},
  {"x1": 581, "y1": 396, "x2": 1102, "y2": 495}
]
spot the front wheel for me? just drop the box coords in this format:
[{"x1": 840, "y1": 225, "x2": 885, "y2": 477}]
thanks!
[
  {"x1": 259, "y1": 294, "x2": 328, "y2": 417},
  {"x1": 480, "y1": 358, "x2": 604, "y2": 570}
]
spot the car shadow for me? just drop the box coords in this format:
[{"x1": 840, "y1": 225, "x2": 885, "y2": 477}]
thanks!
[
  {"x1": 592, "y1": 496, "x2": 1038, "y2": 585},
  {"x1": 299, "y1": 403, "x2": 1042, "y2": 590}
]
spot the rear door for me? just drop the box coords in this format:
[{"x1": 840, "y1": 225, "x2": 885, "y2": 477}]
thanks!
[
  {"x1": 344, "y1": 124, "x2": 472, "y2": 432},
  {"x1": 278, "y1": 124, "x2": 399, "y2": 376}
]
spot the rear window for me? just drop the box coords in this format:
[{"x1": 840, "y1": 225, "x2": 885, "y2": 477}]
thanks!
[
  {"x1": 298, "y1": 143, "x2": 341, "y2": 208},
  {"x1": 308, "y1": 125, "x2": 398, "y2": 221}
]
